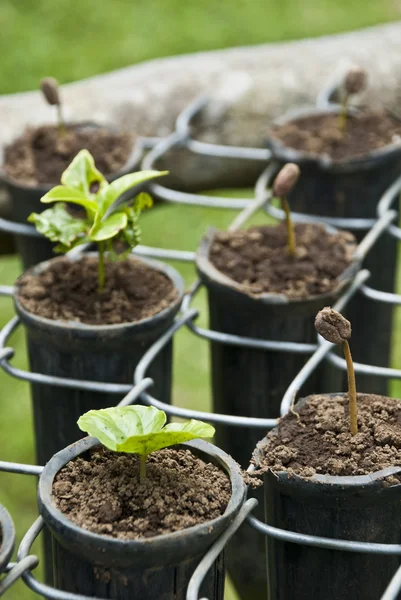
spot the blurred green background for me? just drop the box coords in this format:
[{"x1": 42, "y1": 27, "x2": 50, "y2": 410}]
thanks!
[{"x1": 1, "y1": 1, "x2": 401, "y2": 599}]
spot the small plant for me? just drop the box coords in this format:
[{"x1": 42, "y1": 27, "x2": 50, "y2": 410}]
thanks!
[
  {"x1": 28, "y1": 149, "x2": 167, "y2": 291},
  {"x1": 40, "y1": 77, "x2": 66, "y2": 137},
  {"x1": 315, "y1": 307, "x2": 357, "y2": 435},
  {"x1": 78, "y1": 405, "x2": 215, "y2": 482},
  {"x1": 272, "y1": 163, "x2": 300, "y2": 257},
  {"x1": 338, "y1": 66, "x2": 367, "y2": 135}
]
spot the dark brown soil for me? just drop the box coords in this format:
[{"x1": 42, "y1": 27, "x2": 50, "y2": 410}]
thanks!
[
  {"x1": 269, "y1": 111, "x2": 401, "y2": 161},
  {"x1": 53, "y1": 447, "x2": 231, "y2": 539},
  {"x1": 209, "y1": 223, "x2": 355, "y2": 299},
  {"x1": 4, "y1": 124, "x2": 133, "y2": 186},
  {"x1": 253, "y1": 394, "x2": 401, "y2": 477},
  {"x1": 16, "y1": 256, "x2": 178, "y2": 325}
]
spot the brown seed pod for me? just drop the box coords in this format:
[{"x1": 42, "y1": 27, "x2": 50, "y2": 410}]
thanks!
[
  {"x1": 273, "y1": 163, "x2": 300, "y2": 198},
  {"x1": 314, "y1": 307, "x2": 351, "y2": 344},
  {"x1": 344, "y1": 66, "x2": 367, "y2": 96},
  {"x1": 40, "y1": 77, "x2": 61, "y2": 106}
]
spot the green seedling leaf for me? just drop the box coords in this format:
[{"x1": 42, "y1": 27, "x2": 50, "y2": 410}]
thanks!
[
  {"x1": 90, "y1": 212, "x2": 128, "y2": 241},
  {"x1": 41, "y1": 186, "x2": 98, "y2": 215},
  {"x1": 61, "y1": 149, "x2": 106, "y2": 196},
  {"x1": 98, "y1": 170, "x2": 167, "y2": 214},
  {"x1": 28, "y1": 203, "x2": 89, "y2": 247},
  {"x1": 77, "y1": 405, "x2": 215, "y2": 456},
  {"x1": 134, "y1": 191, "x2": 153, "y2": 212}
]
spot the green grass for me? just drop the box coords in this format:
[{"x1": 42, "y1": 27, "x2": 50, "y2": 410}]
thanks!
[{"x1": 1, "y1": 1, "x2": 401, "y2": 598}]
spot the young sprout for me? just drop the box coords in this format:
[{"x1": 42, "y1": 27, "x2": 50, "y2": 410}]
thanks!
[
  {"x1": 315, "y1": 307, "x2": 357, "y2": 435},
  {"x1": 28, "y1": 149, "x2": 167, "y2": 292},
  {"x1": 40, "y1": 77, "x2": 66, "y2": 137},
  {"x1": 77, "y1": 405, "x2": 215, "y2": 482},
  {"x1": 272, "y1": 163, "x2": 300, "y2": 257},
  {"x1": 338, "y1": 66, "x2": 367, "y2": 135}
]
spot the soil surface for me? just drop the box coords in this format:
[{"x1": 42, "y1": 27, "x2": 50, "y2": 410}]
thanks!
[
  {"x1": 4, "y1": 124, "x2": 133, "y2": 186},
  {"x1": 209, "y1": 223, "x2": 355, "y2": 299},
  {"x1": 16, "y1": 256, "x2": 178, "y2": 325},
  {"x1": 253, "y1": 394, "x2": 401, "y2": 477},
  {"x1": 53, "y1": 447, "x2": 231, "y2": 539},
  {"x1": 269, "y1": 111, "x2": 401, "y2": 161}
]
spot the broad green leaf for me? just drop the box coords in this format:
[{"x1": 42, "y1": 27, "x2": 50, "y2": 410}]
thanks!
[
  {"x1": 77, "y1": 405, "x2": 215, "y2": 456},
  {"x1": 89, "y1": 211, "x2": 127, "y2": 241},
  {"x1": 41, "y1": 186, "x2": 98, "y2": 215},
  {"x1": 61, "y1": 149, "x2": 106, "y2": 196},
  {"x1": 98, "y1": 170, "x2": 168, "y2": 212},
  {"x1": 28, "y1": 203, "x2": 89, "y2": 247}
]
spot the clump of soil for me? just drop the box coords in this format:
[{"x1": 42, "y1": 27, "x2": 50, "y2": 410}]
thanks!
[
  {"x1": 253, "y1": 394, "x2": 401, "y2": 477},
  {"x1": 53, "y1": 447, "x2": 231, "y2": 539},
  {"x1": 269, "y1": 112, "x2": 401, "y2": 161},
  {"x1": 16, "y1": 256, "x2": 178, "y2": 325},
  {"x1": 209, "y1": 223, "x2": 355, "y2": 299},
  {"x1": 4, "y1": 125, "x2": 133, "y2": 186}
]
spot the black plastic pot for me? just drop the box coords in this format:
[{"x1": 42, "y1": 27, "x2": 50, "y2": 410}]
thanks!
[
  {"x1": 0, "y1": 504, "x2": 15, "y2": 575},
  {"x1": 267, "y1": 106, "x2": 401, "y2": 396},
  {"x1": 253, "y1": 393, "x2": 401, "y2": 600},
  {"x1": 0, "y1": 122, "x2": 142, "y2": 270},
  {"x1": 14, "y1": 253, "x2": 184, "y2": 466},
  {"x1": 38, "y1": 436, "x2": 246, "y2": 600},
  {"x1": 196, "y1": 227, "x2": 360, "y2": 600}
]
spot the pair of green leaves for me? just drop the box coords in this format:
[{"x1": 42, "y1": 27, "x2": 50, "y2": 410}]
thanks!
[
  {"x1": 78, "y1": 405, "x2": 215, "y2": 458},
  {"x1": 28, "y1": 149, "x2": 167, "y2": 254}
]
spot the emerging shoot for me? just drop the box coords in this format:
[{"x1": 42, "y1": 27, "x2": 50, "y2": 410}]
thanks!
[
  {"x1": 338, "y1": 66, "x2": 367, "y2": 135},
  {"x1": 272, "y1": 163, "x2": 300, "y2": 257},
  {"x1": 77, "y1": 405, "x2": 215, "y2": 482},
  {"x1": 40, "y1": 77, "x2": 66, "y2": 137},
  {"x1": 315, "y1": 307, "x2": 357, "y2": 435},
  {"x1": 28, "y1": 149, "x2": 168, "y2": 292}
]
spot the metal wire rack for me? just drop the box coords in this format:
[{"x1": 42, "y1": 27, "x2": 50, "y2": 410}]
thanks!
[{"x1": 0, "y1": 95, "x2": 401, "y2": 599}]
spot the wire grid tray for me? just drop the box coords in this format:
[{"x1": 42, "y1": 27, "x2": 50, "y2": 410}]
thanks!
[{"x1": 1, "y1": 94, "x2": 401, "y2": 600}]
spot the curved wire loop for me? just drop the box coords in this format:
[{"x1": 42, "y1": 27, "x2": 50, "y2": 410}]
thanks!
[
  {"x1": 381, "y1": 562, "x2": 401, "y2": 600},
  {"x1": 0, "y1": 556, "x2": 39, "y2": 597}
]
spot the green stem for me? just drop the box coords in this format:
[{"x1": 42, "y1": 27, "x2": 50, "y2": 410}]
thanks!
[
  {"x1": 338, "y1": 94, "x2": 349, "y2": 136},
  {"x1": 57, "y1": 103, "x2": 66, "y2": 137},
  {"x1": 139, "y1": 454, "x2": 147, "y2": 483},
  {"x1": 98, "y1": 242, "x2": 105, "y2": 293},
  {"x1": 281, "y1": 197, "x2": 296, "y2": 257}
]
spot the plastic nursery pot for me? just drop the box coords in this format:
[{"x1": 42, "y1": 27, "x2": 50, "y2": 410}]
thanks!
[
  {"x1": 196, "y1": 227, "x2": 359, "y2": 600},
  {"x1": 13, "y1": 253, "x2": 184, "y2": 466},
  {"x1": 253, "y1": 393, "x2": 401, "y2": 600},
  {"x1": 267, "y1": 106, "x2": 401, "y2": 396},
  {"x1": 0, "y1": 504, "x2": 15, "y2": 575},
  {"x1": 37, "y1": 436, "x2": 246, "y2": 600},
  {"x1": 0, "y1": 122, "x2": 141, "y2": 270}
]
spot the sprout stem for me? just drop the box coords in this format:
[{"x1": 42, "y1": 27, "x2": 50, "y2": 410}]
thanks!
[
  {"x1": 281, "y1": 197, "x2": 296, "y2": 257},
  {"x1": 338, "y1": 94, "x2": 349, "y2": 136},
  {"x1": 343, "y1": 339, "x2": 358, "y2": 435},
  {"x1": 139, "y1": 454, "x2": 147, "y2": 483},
  {"x1": 57, "y1": 103, "x2": 66, "y2": 137},
  {"x1": 98, "y1": 241, "x2": 105, "y2": 293}
]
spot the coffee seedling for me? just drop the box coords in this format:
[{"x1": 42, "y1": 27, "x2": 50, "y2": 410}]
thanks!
[
  {"x1": 272, "y1": 163, "x2": 300, "y2": 257},
  {"x1": 28, "y1": 149, "x2": 167, "y2": 291},
  {"x1": 40, "y1": 77, "x2": 66, "y2": 137},
  {"x1": 78, "y1": 405, "x2": 215, "y2": 482},
  {"x1": 338, "y1": 66, "x2": 367, "y2": 135},
  {"x1": 315, "y1": 307, "x2": 357, "y2": 434}
]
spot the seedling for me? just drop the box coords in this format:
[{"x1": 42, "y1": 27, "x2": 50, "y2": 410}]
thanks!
[
  {"x1": 338, "y1": 66, "x2": 367, "y2": 135},
  {"x1": 272, "y1": 163, "x2": 300, "y2": 257},
  {"x1": 28, "y1": 149, "x2": 167, "y2": 291},
  {"x1": 315, "y1": 307, "x2": 357, "y2": 435},
  {"x1": 40, "y1": 77, "x2": 66, "y2": 137},
  {"x1": 77, "y1": 405, "x2": 215, "y2": 482}
]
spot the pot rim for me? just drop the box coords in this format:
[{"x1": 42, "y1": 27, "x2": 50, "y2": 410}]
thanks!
[
  {"x1": 267, "y1": 106, "x2": 401, "y2": 172},
  {"x1": 0, "y1": 121, "x2": 142, "y2": 191},
  {"x1": 253, "y1": 392, "x2": 401, "y2": 489},
  {"x1": 38, "y1": 436, "x2": 246, "y2": 552},
  {"x1": 13, "y1": 252, "x2": 185, "y2": 334},
  {"x1": 196, "y1": 225, "x2": 360, "y2": 306},
  {"x1": 0, "y1": 503, "x2": 15, "y2": 573}
]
